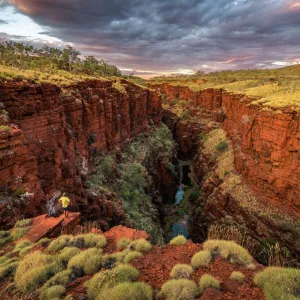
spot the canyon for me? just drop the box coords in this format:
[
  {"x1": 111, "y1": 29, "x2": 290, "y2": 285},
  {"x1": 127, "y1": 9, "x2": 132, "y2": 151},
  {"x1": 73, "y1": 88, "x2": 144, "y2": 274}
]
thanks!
[
  {"x1": 1, "y1": 77, "x2": 299, "y2": 264},
  {"x1": 0, "y1": 78, "x2": 161, "y2": 229}
]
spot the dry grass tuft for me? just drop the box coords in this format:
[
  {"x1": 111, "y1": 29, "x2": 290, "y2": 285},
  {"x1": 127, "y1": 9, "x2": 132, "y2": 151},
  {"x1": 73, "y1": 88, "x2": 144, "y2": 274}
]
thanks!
[
  {"x1": 254, "y1": 267, "x2": 300, "y2": 300},
  {"x1": 191, "y1": 250, "x2": 212, "y2": 269},
  {"x1": 68, "y1": 248, "x2": 102, "y2": 275},
  {"x1": 203, "y1": 240, "x2": 253, "y2": 265},
  {"x1": 124, "y1": 251, "x2": 143, "y2": 264},
  {"x1": 230, "y1": 271, "x2": 245, "y2": 281},
  {"x1": 160, "y1": 279, "x2": 199, "y2": 300},
  {"x1": 129, "y1": 239, "x2": 152, "y2": 252},
  {"x1": 97, "y1": 282, "x2": 153, "y2": 300},
  {"x1": 170, "y1": 264, "x2": 193, "y2": 279},
  {"x1": 15, "y1": 251, "x2": 52, "y2": 292},
  {"x1": 85, "y1": 264, "x2": 139, "y2": 299},
  {"x1": 169, "y1": 235, "x2": 187, "y2": 246},
  {"x1": 199, "y1": 274, "x2": 220, "y2": 294},
  {"x1": 117, "y1": 238, "x2": 131, "y2": 250},
  {"x1": 47, "y1": 235, "x2": 74, "y2": 253}
]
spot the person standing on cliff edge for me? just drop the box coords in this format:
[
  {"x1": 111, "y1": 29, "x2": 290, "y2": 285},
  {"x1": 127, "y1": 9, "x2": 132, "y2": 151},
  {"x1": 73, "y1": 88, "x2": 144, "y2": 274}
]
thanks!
[{"x1": 59, "y1": 193, "x2": 71, "y2": 218}]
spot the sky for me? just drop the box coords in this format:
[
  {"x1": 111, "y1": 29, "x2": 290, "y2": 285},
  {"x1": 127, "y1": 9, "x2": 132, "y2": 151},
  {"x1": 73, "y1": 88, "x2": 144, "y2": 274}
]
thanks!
[{"x1": 0, "y1": 0, "x2": 300, "y2": 78}]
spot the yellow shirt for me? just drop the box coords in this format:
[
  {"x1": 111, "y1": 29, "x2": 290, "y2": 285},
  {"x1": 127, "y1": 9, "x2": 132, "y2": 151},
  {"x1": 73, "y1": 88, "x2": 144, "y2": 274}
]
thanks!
[{"x1": 59, "y1": 196, "x2": 70, "y2": 208}]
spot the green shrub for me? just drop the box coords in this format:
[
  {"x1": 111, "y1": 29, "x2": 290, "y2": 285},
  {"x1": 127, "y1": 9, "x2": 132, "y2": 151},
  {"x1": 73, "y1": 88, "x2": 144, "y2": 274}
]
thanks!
[
  {"x1": 13, "y1": 240, "x2": 32, "y2": 253},
  {"x1": 189, "y1": 190, "x2": 199, "y2": 202},
  {"x1": 0, "y1": 125, "x2": 9, "y2": 131},
  {"x1": 230, "y1": 271, "x2": 245, "y2": 281},
  {"x1": 117, "y1": 238, "x2": 131, "y2": 250},
  {"x1": 130, "y1": 239, "x2": 152, "y2": 252},
  {"x1": 71, "y1": 233, "x2": 107, "y2": 248},
  {"x1": 40, "y1": 284, "x2": 66, "y2": 300},
  {"x1": 57, "y1": 247, "x2": 81, "y2": 265},
  {"x1": 0, "y1": 230, "x2": 10, "y2": 238},
  {"x1": 199, "y1": 274, "x2": 220, "y2": 294},
  {"x1": 15, "y1": 219, "x2": 32, "y2": 228},
  {"x1": 215, "y1": 141, "x2": 228, "y2": 152},
  {"x1": 85, "y1": 264, "x2": 139, "y2": 299},
  {"x1": 180, "y1": 111, "x2": 190, "y2": 120},
  {"x1": 37, "y1": 238, "x2": 51, "y2": 247},
  {"x1": 191, "y1": 250, "x2": 212, "y2": 269},
  {"x1": 48, "y1": 235, "x2": 74, "y2": 253},
  {"x1": 160, "y1": 279, "x2": 198, "y2": 300},
  {"x1": 124, "y1": 251, "x2": 143, "y2": 264},
  {"x1": 254, "y1": 267, "x2": 300, "y2": 300},
  {"x1": 19, "y1": 245, "x2": 34, "y2": 256},
  {"x1": 15, "y1": 251, "x2": 53, "y2": 292},
  {"x1": 203, "y1": 240, "x2": 253, "y2": 265},
  {"x1": 68, "y1": 248, "x2": 102, "y2": 275},
  {"x1": 170, "y1": 264, "x2": 193, "y2": 279},
  {"x1": 169, "y1": 235, "x2": 187, "y2": 246},
  {"x1": 0, "y1": 231, "x2": 11, "y2": 246},
  {"x1": 41, "y1": 269, "x2": 73, "y2": 293},
  {"x1": 11, "y1": 227, "x2": 30, "y2": 241},
  {"x1": 0, "y1": 260, "x2": 18, "y2": 279},
  {"x1": 98, "y1": 282, "x2": 153, "y2": 300}
]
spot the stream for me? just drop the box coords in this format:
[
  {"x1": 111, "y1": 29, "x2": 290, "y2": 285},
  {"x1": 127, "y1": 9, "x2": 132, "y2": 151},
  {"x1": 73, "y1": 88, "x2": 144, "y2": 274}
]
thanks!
[{"x1": 169, "y1": 163, "x2": 191, "y2": 240}]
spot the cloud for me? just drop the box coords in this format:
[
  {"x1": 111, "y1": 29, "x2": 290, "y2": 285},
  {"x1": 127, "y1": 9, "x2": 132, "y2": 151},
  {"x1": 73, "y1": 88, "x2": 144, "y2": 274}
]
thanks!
[{"x1": 0, "y1": 0, "x2": 300, "y2": 74}]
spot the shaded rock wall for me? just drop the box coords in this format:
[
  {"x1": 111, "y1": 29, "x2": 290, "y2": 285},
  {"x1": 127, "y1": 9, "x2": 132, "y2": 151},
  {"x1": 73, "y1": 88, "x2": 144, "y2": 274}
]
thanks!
[{"x1": 0, "y1": 79, "x2": 161, "y2": 228}]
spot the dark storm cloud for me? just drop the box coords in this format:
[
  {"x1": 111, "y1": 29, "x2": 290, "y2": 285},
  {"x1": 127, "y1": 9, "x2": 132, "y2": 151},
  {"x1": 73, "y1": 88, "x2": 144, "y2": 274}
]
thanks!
[{"x1": 2, "y1": 0, "x2": 300, "y2": 73}]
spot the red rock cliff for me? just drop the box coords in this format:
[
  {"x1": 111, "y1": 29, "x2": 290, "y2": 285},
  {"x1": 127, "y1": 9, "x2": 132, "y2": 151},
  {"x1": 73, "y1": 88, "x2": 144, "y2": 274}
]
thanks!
[
  {"x1": 0, "y1": 79, "x2": 161, "y2": 228},
  {"x1": 152, "y1": 83, "x2": 300, "y2": 214}
]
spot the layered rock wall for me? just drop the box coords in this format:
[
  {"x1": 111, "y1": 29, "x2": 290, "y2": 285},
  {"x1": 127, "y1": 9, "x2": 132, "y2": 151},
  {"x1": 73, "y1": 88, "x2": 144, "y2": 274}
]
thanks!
[
  {"x1": 153, "y1": 83, "x2": 300, "y2": 214},
  {"x1": 0, "y1": 79, "x2": 161, "y2": 227}
]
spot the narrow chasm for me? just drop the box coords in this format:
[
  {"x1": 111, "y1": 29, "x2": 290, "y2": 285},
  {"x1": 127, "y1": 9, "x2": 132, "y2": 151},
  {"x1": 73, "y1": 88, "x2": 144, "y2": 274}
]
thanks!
[{"x1": 86, "y1": 123, "x2": 179, "y2": 245}]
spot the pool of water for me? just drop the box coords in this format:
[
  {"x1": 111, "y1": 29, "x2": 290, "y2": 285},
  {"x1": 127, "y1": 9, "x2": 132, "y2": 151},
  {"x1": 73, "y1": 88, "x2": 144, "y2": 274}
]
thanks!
[
  {"x1": 171, "y1": 214, "x2": 189, "y2": 238},
  {"x1": 170, "y1": 163, "x2": 191, "y2": 239}
]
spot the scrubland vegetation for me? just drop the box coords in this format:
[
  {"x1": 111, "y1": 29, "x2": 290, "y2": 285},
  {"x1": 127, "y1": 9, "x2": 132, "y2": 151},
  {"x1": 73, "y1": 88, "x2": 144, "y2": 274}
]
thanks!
[
  {"x1": 0, "y1": 41, "x2": 121, "y2": 85},
  {"x1": 88, "y1": 124, "x2": 176, "y2": 245},
  {"x1": 151, "y1": 65, "x2": 300, "y2": 110},
  {"x1": 0, "y1": 221, "x2": 299, "y2": 300}
]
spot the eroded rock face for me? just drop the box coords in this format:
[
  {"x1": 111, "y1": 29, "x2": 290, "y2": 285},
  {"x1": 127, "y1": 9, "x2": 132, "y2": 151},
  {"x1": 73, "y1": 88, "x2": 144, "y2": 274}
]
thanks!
[
  {"x1": 153, "y1": 83, "x2": 300, "y2": 213},
  {"x1": 153, "y1": 83, "x2": 300, "y2": 260},
  {"x1": 0, "y1": 79, "x2": 161, "y2": 228}
]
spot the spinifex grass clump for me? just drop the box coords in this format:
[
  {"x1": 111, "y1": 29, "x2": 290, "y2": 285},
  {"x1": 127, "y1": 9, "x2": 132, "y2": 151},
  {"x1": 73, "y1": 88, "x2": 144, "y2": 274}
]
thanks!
[
  {"x1": 191, "y1": 250, "x2": 212, "y2": 269},
  {"x1": 203, "y1": 240, "x2": 253, "y2": 265},
  {"x1": 15, "y1": 219, "x2": 32, "y2": 228},
  {"x1": 254, "y1": 267, "x2": 300, "y2": 300},
  {"x1": 169, "y1": 235, "x2": 187, "y2": 246},
  {"x1": 124, "y1": 251, "x2": 143, "y2": 263},
  {"x1": 170, "y1": 264, "x2": 193, "y2": 279},
  {"x1": 160, "y1": 279, "x2": 198, "y2": 300},
  {"x1": 117, "y1": 238, "x2": 131, "y2": 250},
  {"x1": 230, "y1": 271, "x2": 245, "y2": 282},
  {"x1": 129, "y1": 239, "x2": 152, "y2": 252},
  {"x1": 71, "y1": 233, "x2": 107, "y2": 249},
  {"x1": 0, "y1": 230, "x2": 11, "y2": 246},
  {"x1": 10, "y1": 226, "x2": 31, "y2": 241},
  {"x1": 0, "y1": 257, "x2": 19, "y2": 279},
  {"x1": 199, "y1": 274, "x2": 220, "y2": 294},
  {"x1": 85, "y1": 264, "x2": 140, "y2": 299},
  {"x1": 99, "y1": 282, "x2": 153, "y2": 300},
  {"x1": 15, "y1": 251, "x2": 55, "y2": 292},
  {"x1": 68, "y1": 248, "x2": 102, "y2": 275},
  {"x1": 40, "y1": 270, "x2": 74, "y2": 299},
  {"x1": 47, "y1": 235, "x2": 74, "y2": 253}
]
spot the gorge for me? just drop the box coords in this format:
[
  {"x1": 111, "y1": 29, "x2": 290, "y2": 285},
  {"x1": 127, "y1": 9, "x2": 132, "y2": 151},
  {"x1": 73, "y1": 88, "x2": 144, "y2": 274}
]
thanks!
[{"x1": 0, "y1": 77, "x2": 299, "y2": 266}]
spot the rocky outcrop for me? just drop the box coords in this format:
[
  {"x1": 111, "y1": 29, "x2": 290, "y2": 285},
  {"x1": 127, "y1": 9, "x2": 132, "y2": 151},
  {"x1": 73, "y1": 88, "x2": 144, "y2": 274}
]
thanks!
[{"x1": 0, "y1": 79, "x2": 161, "y2": 228}]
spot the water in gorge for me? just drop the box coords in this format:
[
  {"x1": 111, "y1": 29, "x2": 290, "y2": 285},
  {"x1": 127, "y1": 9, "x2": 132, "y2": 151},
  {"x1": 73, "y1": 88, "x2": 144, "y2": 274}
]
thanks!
[{"x1": 169, "y1": 163, "x2": 192, "y2": 240}]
